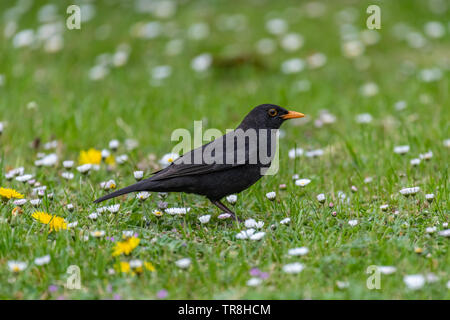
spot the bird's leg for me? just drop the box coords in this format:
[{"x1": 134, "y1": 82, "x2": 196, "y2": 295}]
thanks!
[{"x1": 211, "y1": 200, "x2": 242, "y2": 223}]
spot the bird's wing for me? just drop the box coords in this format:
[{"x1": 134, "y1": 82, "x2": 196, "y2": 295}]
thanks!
[{"x1": 150, "y1": 131, "x2": 254, "y2": 181}]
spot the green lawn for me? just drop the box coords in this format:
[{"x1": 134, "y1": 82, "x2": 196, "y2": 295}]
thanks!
[{"x1": 0, "y1": 0, "x2": 448, "y2": 299}]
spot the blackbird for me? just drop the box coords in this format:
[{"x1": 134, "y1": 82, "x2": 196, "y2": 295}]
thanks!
[{"x1": 94, "y1": 104, "x2": 304, "y2": 220}]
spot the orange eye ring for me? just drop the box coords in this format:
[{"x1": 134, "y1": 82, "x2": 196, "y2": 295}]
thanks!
[{"x1": 268, "y1": 108, "x2": 278, "y2": 117}]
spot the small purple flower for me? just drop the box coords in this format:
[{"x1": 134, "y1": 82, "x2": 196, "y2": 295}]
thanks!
[
  {"x1": 134, "y1": 233, "x2": 139, "y2": 238},
  {"x1": 249, "y1": 268, "x2": 261, "y2": 277},
  {"x1": 113, "y1": 294, "x2": 122, "y2": 300},
  {"x1": 259, "y1": 272, "x2": 270, "y2": 279},
  {"x1": 48, "y1": 285, "x2": 58, "y2": 293},
  {"x1": 106, "y1": 236, "x2": 115, "y2": 242},
  {"x1": 157, "y1": 289, "x2": 168, "y2": 299},
  {"x1": 106, "y1": 284, "x2": 113, "y2": 293},
  {"x1": 56, "y1": 295, "x2": 66, "y2": 300}
]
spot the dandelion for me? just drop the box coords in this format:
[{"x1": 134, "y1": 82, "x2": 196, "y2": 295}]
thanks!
[
  {"x1": 280, "y1": 218, "x2": 291, "y2": 225},
  {"x1": 8, "y1": 261, "x2": 27, "y2": 272},
  {"x1": 282, "y1": 263, "x2": 304, "y2": 274},
  {"x1": 265, "y1": 191, "x2": 276, "y2": 201},
  {"x1": 0, "y1": 187, "x2": 24, "y2": 200},
  {"x1": 175, "y1": 258, "x2": 191, "y2": 269},
  {"x1": 34, "y1": 255, "x2": 51, "y2": 266},
  {"x1": 198, "y1": 215, "x2": 211, "y2": 224},
  {"x1": 134, "y1": 171, "x2": 144, "y2": 181},
  {"x1": 394, "y1": 145, "x2": 410, "y2": 154},
  {"x1": 348, "y1": 219, "x2": 358, "y2": 227},
  {"x1": 136, "y1": 192, "x2": 151, "y2": 201},
  {"x1": 112, "y1": 236, "x2": 140, "y2": 256},
  {"x1": 79, "y1": 148, "x2": 102, "y2": 165},
  {"x1": 159, "y1": 153, "x2": 179, "y2": 168},
  {"x1": 32, "y1": 211, "x2": 67, "y2": 232},
  {"x1": 247, "y1": 277, "x2": 262, "y2": 287},
  {"x1": 404, "y1": 274, "x2": 425, "y2": 290},
  {"x1": 295, "y1": 179, "x2": 311, "y2": 187},
  {"x1": 244, "y1": 219, "x2": 264, "y2": 229},
  {"x1": 288, "y1": 247, "x2": 309, "y2": 256},
  {"x1": 226, "y1": 194, "x2": 237, "y2": 204}
]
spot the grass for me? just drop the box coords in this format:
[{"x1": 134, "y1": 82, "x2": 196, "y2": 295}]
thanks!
[{"x1": 0, "y1": 0, "x2": 448, "y2": 299}]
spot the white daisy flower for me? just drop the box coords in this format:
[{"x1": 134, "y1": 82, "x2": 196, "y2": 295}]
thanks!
[
  {"x1": 348, "y1": 219, "x2": 358, "y2": 227},
  {"x1": 129, "y1": 259, "x2": 143, "y2": 269},
  {"x1": 89, "y1": 64, "x2": 109, "y2": 81},
  {"x1": 378, "y1": 266, "x2": 397, "y2": 275},
  {"x1": 7, "y1": 167, "x2": 24, "y2": 177},
  {"x1": 165, "y1": 207, "x2": 190, "y2": 215},
  {"x1": 265, "y1": 191, "x2": 276, "y2": 200},
  {"x1": 394, "y1": 100, "x2": 407, "y2": 111},
  {"x1": 100, "y1": 180, "x2": 116, "y2": 190},
  {"x1": 13, "y1": 199, "x2": 27, "y2": 206},
  {"x1": 218, "y1": 213, "x2": 231, "y2": 220},
  {"x1": 152, "y1": 209, "x2": 163, "y2": 217},
  {"x1": 35, "y1": 153, "x2": 58, "y2": 167},
  {"x1": 360, "y1": 83, "x2": 379, "y2": 97},
  {"x1": 250, "y1": 232, "x2": 265, "y2": 241},
  {"x1": 425, "y1": 226, "x2": 436, "y2": 234},
  {"x1": 175, "y1": 258, "x2": 191, "y2": 269},
  {"x1": 8, "y1": 261, "x2": 27, "y2": 272},
  {"x1": 152, "y1": 65, "x2": 172, "y2": 80},
  {"x1": 13, "y1": 29, "x2": 35, "y2": 48},
  {"x1": 424, "y1": 21, "x2": 445, "y2": 39},
  {"x1": 134, "y1": 171, "x2": 144, "y2": 181},
  {"x1": 67, "y1": 221, "x2": 78, "y2": 228},
  {"x1": 34, "y1": 255, "x2": 51, "y2": 266},
  {"x1": 305, "y1": 149, "x2": 324, "y2": 158},
  {"x1": 124, "y1": 139, "x2": 138, "y2": 151},
  {"x1": 226, "y1": 194, "x2": 237, "y2": 204},
  {"x1": 342, "y1": 40, "x2": 364, "y2": 58},
  {"x1": 404, "y1": 274, "x2": 425, "y2": 290},
  {"x1": 247, "y1": 277, "x2": 262, "y2": 287},
  {"x1": 425, "y1": 193, "x2": 434, "y2": 202},
  {"x1": 280, "y1": 33, "x2": 303, "y2": 51},
  {"x1": 122, "y1": 230, "x2": 134, "y2": 237},
  {"x1": 282, "y1": 262, "x2": 304, "y2": 274},
  {"x1": 307, "y1": 52, "x2": 327, "y2": 69},
  {"x1": 288, "y1": 247, "x2": 309, "y2": 256},
  {"x1": 108, "y1": 139, "x2": 120, "y2": 150},
  {"x1": 281, "y1": 58, "x2": 305, "y2": 74},
  {"x1": 106, "y1": 204, "x2": 120, "y2": 213},
  {"x1": 364, "y1": 177, "x2": 373, "y2": 183},
  {"x1": 438, "y1": 229, "x2": 450, "y2": 237},
  {"x1": 236, "y1": 228, "x2": 255, "y2": 239},
  {"x1": 288, "y1": 148, "x2": 303, "y2": 159},
  {"x1": 256, "y1": 38, "x2": 276, "y2": 55},
  {"x1": 88, "y1": 212, "x2": 99, "y2": 220},
  {"x1": 244, "y1": 219, "x2": 264, "y2": 229},
  {"x1": 66, "y1": 204, "x2": 74, "y2": 211},
  {"x1": 444, "y1": 139, "x2": 450, "y2": 148},
  {"x1": 43, "y1": 140, "x2": 58, "y2": 150},
  {"x1": 419, "y1": 68, "x2": 442, "y2": 83},
  {"x1": 410, "y1": 158, "x2": 421, "y2": 166},
  {"x1": 399, "y1": 187, "x2": 420, "y2": 196},
  {"x1": 159, "y1": 153, "x2": 179, "y2": 168},
  {"x1": 61, "y1": 172, "x2": 74, "y2": 180},
  {"x1": 280, "y1": 218, "x2": 291, "y2": 225},
  {"x1": 101, "y1": 149, "x2": 110, "y2": 159},
  {"x1": 292, "y1": 174, "x2": 299, "y2": 180},
  {"x1": 63, "y1": 160, "x2": 74, "y2": 169},
  {"x1": 30, "y1": 199, "x2": 42, "y2": 207},
  {"x1": 394, "y1": 145, "x2": 410, "y2": 154},
  {"x1": 295, "y1": 179, "x2": 311, "y2": 187},
  {"x1": 115, "y1": 154, "x2": 128, "y2": 164},
  {"x1": 76, "y1": 164, "x2": 92, "y2": 173},
  {"x1": 91, "y1": 230, "x2": 105, "y2": 238},
  {"x1": 16, "y1": 174, "x2": 33, "y2": 183},
  {"x1": 419, "y1": 151, "x2": 433, "y2": 160},
  {"x1": 136, "y1": 191, "x2": 151, "y2": 201},
  {"x1": 266, "y1": 18, "x2": 287, "y2": 35},
  {"x1": 188, "y1": 23, "x2": 210, "y2": 40},
  {"x1": 316, "y1": 193, "x2": 326, "y2": 203},
  {"x1": 198, "y1": 215, "x2": 211, "y2": 224},
  {"x1": 191, "y1": 53, "x2": 212, "y2": 72},
  {"x1": 356, "y1": 113, "x2": 373, "y2": 123},
  {"x1": 336, "y1": 281, "x2": 350, "y2": 289},
  {"x1": 380, "y1": 204, "x2": 389, "y2": 211}
]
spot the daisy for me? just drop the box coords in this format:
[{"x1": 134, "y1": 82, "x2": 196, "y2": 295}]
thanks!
[
  {"x1": 108, "y1": 139, "x2": 119, "y2": 151},
  {"x1": 175, "y1": 258, "x2": 191, "y2": 269},
  {"x1": 348, "y1": 219, "x2": 358, "y2": 227},
  {"x1": 76, "y1": 164, "x2": 92, "y2": 174},
  {"x1": 394, "y1": 145, "x2": 410, "y2": 154},
  {"x1": 30, "y1": 199, "x2": 42, "y2": 207},
  {"x1": 280, "y1": 33, "x2": 303, "y2": 51},
  {"x1": 198, "y1": 215, "x2": 211, "y2": 224},
  {"x1": 438, "y1": 229, "x2": 450, "y2": 237},
  {"x1": 191, "y1": 53, "x2": 212, "y2": 72},
  {"x1": 424, "y1": 21, "x2": 445, "y2": 38},
  {"x1": 256, "y1": 38, "x2": 276, "y2": 55},
  {"x1": 305, "y1": 149, "x2": 324, "y2": 158},
  {"x1": 266, "y1": 18, "x2": 287, "y2": 35},
  {"x1": 16, "y1": 174, "x2": 33, "y2": 183},
  {"x1": 399, "y1": 187, "x2": 420, "y2": 196},
  {"x1": 288, "y1": 247, "x2": 309, "y2": 256},
  {"x1": 342, "y1": 40, "x2": 364, "y2": 58},
  {"x1": 250, "y1": 232, "x2": 265, "y2": 241},
  {"x1": 288, "y1": 148, "x2": 303, "y2": 159},
  {"x1": 218, "y1": 213, "x2": 231, "y2": 220},
  {"x1": 35, "y1": 153, "x2": 58, "y2": 167},
  {"x1": 66, "y1": 204, "x2": 74, "y2": 211},
  {"x1": 152, "y1": 209, "x2": 163, "y2": 217},
  {"x1": 136, "y1": 191, "x2": 150, "y2": 201},
  {"x1": 356, "y1": 113, "x2": 373, "y2": 123},
  {"x1": 13, "y1": 199, "x2": 27, "y2": 206},
  {"x1": 124, "y1": 139, "x2": 139, "y2": 151},
  {"x1": 316, "y1": 193, "x2": 326, "y2": 203},
  {"x1": 115, "y1": 154, "x2": 128, "y2": 164},
  {"x1": 106, "y1": 204, "x2": 120, "y2": 213},
  {"x1": 187, "y1": 23, "x2": 210, "y2": 40},
  {"x1": 8, "y1": 261, "x2": 27, "y2": 272},
  {"x1": 280, "y1": 218, "x2": 291, "y2": 225},
  {"x1": 404, "y1": 274, "x2": 425, "y2": 290},
  {"x1": 34, "y1": 255, "x2": 51, "y2": 266},
  {"x1": 88, "y1": 212, "x2": 99, "y2": 220},
  {"x1": 62, "y1": 160, "x2": 74, "y2": 169},
  {"x1": 165, "y1": 207, "x2": 190, "y2": 215},
  {"x1": 236, "y1": 229, "x2": 255, "y2": 239},
  {"x1": 244, "y1": 219, "x2": 264, "y2": 229},
  {"x1": 226, "y1": 194, "x2": 237, "y2": 204},
  {"x1": 100, "y1": 180, "x2": 116, "y2": 190},
  {"x1": 265, "y1": 191, "x2": 276, "y2": 201},
  {"x1": 61, "y1": 172, "x2": 74, "y2": 180},
  {"x1": 378, "y1": 266, "x2": 397, "y2": 275},
  {"x1": 281, "y1": 58, "x2": 305, "y2": 74},
  {"x1": 380, "y1": 204, "x2": 389, "y2": 211},
  {"x1": 364, "y1": 177, "x2": 373, "y2": 183},
  {"x1": 159, "y1": 153, "x2": 179, "y2": 168},
  {"x1": 336, "y1": 281, "x2": 350, "y2": 289},
  {"x1": 425, "y1": 193, "x2": 434, "y2": 202},
  {"x1": 122, "y1": 231, "x2": 134, "y2": 238},
  {"x1": 91, "y1": 230, "x2": 106, "y2": 238},
  {"x1": 247, "y1": 277, "x2": 262, "y2": 287},
  {"x1": 282, "y1": 263, "x2": 304, "y2": 274},
  {"x1": 419, "y1": 151, "x2": 433, "y2": 160},
  {"x1": 134, "y1": 171, "x2": 144, "y2": 181},
  {"x1": 425, "y1": 226, "x2": 436, "y2": 234},
  {"x1": 410, "y1": 158, "x2": 421, "y2": 166},
  {"x1": 394, "y1": 100, "x2": 407, "y2": 111},
  {"x1": 295, "y1": 179, "x2": 311, "y2": 187},
  {"x1": 67, "y1": 221, "x2": 78, "y2": 228},
  {"x1": 307, "y1": 52, "x2": 327, "y2": 69}
]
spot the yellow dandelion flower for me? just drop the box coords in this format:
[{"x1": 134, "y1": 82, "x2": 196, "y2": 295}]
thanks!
[
  {"x1": 144, "y1": 262, "x2": 156, "y2": 272},
  {"x1": 119, "y1": 261, "x2": 131, "y2": 273},
  {"x1": 112, "y1": 237, "x2": 140, "y2": 257},
  {"x1": 32, "y1": 211, "x2": 68, "y2": 232},
  {"x1": 79, "y1": 148, "x2": 102, "y2": 165},
  {"x1": 105, "y1": 155, "x2": 116, "y2": 166},
  {"x1": 0, "y1": 187, "x2": 24, "y2": 200}
]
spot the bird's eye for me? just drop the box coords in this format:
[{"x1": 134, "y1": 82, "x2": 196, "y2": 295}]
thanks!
[{"x1": 268, "y1": 108, "x2": 278, "y2": 117}]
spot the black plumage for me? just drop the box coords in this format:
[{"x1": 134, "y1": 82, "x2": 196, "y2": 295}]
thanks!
[{"x1": 94, "y1": 104, "x2": 304, "y2": 220}]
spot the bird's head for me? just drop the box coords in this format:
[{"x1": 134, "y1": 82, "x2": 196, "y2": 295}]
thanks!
[{"x1": 238, "y1": 104, "x2": 305, "y2": 130}]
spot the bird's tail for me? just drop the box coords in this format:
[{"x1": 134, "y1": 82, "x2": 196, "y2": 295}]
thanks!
[{"x1": 94, "y1": 180, "x2": 149, "y2": 203}]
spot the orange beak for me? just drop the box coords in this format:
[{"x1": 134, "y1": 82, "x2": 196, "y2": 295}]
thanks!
[{"x1": 281, "y1": 111, "x2": 305, "y2": 119}]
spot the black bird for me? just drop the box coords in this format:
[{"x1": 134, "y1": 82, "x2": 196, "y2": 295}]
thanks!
[{"x1": 94, "y1": 104, "x2": 304, "y2": 220}]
